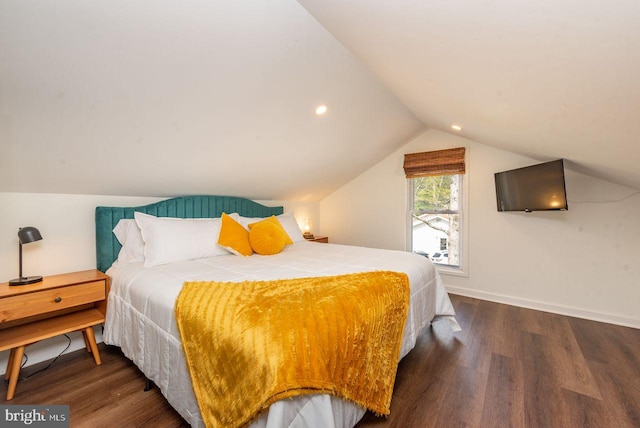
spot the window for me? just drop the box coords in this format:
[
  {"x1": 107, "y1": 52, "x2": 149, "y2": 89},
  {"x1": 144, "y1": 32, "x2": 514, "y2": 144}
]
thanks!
[{"x1": 404, "y1": 148, "x2": 466, "y2": 273}]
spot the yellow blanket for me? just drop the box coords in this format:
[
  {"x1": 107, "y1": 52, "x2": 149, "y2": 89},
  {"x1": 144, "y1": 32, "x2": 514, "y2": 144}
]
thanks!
[{"x1": 175, "y1": 271, "x2": 410, "y2": 428}]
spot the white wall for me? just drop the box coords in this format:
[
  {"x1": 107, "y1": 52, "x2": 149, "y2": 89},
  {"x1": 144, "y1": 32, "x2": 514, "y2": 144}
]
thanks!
[
  {"x1": 320, "y1": 129, "x2": 640, "y2": 328},
  {"x1": 0, "y1": 192, "x2": 318, "y2": 371}
]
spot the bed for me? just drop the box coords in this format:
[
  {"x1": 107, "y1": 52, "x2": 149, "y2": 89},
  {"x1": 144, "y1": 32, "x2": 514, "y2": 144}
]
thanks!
[{"x1": 96, "y1": 195, "x2": 459, "y2": 428}]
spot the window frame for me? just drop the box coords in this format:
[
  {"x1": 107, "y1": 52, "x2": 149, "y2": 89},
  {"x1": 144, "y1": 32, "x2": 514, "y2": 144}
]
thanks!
[{"x1": 406, "y1": 156, "x2": 469, "y2": 278}]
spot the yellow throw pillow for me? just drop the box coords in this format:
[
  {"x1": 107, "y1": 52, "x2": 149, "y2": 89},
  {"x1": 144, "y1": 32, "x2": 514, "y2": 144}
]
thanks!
[
  {"x1": 248, "y1": 216, "x2": 293, "y2": 246},
  {"x1": 249, "y1": 221, "x2": 287, "y2": 255},
  {"x1": 217, "y1": 213, "x2": 253, "y2": 256}
]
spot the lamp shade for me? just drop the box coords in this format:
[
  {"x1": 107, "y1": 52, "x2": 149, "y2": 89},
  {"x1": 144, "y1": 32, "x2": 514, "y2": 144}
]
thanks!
[{"x1": 18, "y1": 226, "x2": 43, "y2": 244}]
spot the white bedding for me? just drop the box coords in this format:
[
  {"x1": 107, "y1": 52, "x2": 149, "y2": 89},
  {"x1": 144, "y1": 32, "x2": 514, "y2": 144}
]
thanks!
[{"x1": 104, "y1": 242, "x2": 459, "y2": 428}]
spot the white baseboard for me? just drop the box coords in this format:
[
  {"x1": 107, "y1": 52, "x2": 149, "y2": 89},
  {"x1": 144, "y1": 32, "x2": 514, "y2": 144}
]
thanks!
[{"x1": 445, "y1": 285, "x2": 640, "y2": 330}]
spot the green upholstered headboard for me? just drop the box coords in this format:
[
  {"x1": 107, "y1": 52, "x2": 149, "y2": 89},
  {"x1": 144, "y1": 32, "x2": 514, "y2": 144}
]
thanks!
[{"x1": 95, "y1": 195, "x2": 284, "y2": 272}]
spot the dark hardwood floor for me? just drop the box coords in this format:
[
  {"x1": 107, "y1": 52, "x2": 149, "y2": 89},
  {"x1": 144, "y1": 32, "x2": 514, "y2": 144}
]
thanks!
[{"x1": 2, "y1": 294, "x2": 639, "y2": 427}]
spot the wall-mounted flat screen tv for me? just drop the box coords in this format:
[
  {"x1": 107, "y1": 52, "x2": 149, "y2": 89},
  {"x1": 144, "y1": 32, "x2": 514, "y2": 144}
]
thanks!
[{"x1": 495, "y1": 159, "x2": 568, "y2": 212}]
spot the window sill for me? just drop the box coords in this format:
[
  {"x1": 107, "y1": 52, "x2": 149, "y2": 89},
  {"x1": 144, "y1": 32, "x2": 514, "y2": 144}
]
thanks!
[{"x1": 435, "y1": 265, "x2": 468, "y2": 278}]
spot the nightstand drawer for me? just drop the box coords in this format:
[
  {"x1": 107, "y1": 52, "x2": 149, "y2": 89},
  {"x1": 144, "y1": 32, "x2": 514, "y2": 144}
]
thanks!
[{"x1": 0, "y1": 280, "x2": 105, "y2": 323}]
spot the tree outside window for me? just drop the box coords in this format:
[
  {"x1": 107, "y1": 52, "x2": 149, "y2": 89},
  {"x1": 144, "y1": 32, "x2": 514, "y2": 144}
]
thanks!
[{"x1": 411, "y1": 174, "x2": 461, "y2": 267}]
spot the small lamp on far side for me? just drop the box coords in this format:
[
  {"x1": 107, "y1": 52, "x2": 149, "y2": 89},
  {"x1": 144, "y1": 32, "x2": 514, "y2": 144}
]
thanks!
[
  {"x1": 303, "y1": 223, "x2": 314, "y2": 240},
  {"x1": 9, "y1": 226, "x2": 43, "y2": 286}
]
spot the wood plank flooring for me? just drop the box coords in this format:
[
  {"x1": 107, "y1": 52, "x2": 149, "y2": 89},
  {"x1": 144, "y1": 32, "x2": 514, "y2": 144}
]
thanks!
[{"x1": 2, "y1": 294, "x2": 639, "y2": 427}]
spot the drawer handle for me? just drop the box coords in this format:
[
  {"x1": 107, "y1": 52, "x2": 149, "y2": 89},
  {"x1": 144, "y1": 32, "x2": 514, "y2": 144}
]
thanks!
[{"x1": 54, "y1": 297, "x2": 62, "y2": 303}]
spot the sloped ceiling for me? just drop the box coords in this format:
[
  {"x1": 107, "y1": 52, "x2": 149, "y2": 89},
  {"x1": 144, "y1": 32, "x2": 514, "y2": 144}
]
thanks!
[
  {"x1": 0, "y1": 0, "x2": 423, "y2": 201},
  {"x1": 298, "y1": 0, "x2": 640, "y2": 190},
  {"x1": 4, "y1": 1, "x2": 638, "y2": 202}
]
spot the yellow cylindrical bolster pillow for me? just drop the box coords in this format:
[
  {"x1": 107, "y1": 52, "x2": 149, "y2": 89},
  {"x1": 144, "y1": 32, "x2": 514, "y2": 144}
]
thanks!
[
  {"x1": 248, "y1": 216, "x2": 293, "y2": 245},
  {"x1": 249, "y1": 221, "x2": 287, "y2": 255}
]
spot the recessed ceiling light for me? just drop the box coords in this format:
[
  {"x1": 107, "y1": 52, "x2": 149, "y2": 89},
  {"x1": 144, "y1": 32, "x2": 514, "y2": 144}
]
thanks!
[
  {"x1": 451, "y1": 124, "x2": 463, "y2": 131},
  {"x1": 315, "y1": 105, "x2": 328, "y2": 115}
]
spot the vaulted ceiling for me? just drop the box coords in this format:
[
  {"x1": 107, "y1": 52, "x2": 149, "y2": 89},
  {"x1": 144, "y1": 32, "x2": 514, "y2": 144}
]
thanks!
[
  {"x1": 2, "y1": 0, "x2": 639, "y2": 201},
  {"x1": 0, "y1": 0, "x2": 423, "y2": 201},
  {"x1": 298, "y1": 0, "x2": 640, "y2": 190}
]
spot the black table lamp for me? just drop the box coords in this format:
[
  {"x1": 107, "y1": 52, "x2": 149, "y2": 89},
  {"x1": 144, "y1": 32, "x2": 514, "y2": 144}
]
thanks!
[{"x1": 9, "y1": 226, "x2": 43, "y2": 286}]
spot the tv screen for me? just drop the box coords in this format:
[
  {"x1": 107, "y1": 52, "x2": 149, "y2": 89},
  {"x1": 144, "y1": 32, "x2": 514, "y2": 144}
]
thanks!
[{"x1": 495, "y1": 159, "x2": 568, "y2": 212}]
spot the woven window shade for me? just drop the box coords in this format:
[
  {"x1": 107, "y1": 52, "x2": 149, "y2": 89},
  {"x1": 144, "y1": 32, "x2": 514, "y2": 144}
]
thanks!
[{"x1": 403, "y1": 147, "x2": 466, "y2": 178}]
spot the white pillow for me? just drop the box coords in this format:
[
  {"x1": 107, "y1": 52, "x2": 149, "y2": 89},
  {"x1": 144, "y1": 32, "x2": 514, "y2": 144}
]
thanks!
[
  {"x1": 237, "y1": 212, "x2": 305, "y2": 242},
  {"x1": 113, "y1": 219, "x2": 145, "y2": 266},
  {"x1": 134, "y1": 212, "x2": 232, "y2": 267},
  {"x1": 276, "y1": 212, "x2": 305, "y2": 242}
]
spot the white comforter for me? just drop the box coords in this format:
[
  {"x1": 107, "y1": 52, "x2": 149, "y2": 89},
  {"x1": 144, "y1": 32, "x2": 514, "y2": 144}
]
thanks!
[{"x1": 104, "y1": 242, "x2": 459, "y2": 428}]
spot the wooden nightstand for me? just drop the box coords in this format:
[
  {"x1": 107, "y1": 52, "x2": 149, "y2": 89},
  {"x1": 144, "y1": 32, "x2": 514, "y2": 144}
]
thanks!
[
  {"x1": 0, "y1": 269, "x2": 110, "y2": 400},
  {"x1": 305, "y1": 236, "x2": 328, "y2": 243}
]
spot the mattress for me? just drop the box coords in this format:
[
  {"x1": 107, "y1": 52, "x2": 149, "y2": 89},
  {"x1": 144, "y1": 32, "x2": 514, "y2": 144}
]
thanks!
[{"x1": 103, "y1": 241, "x2": 459, "y2": 427}]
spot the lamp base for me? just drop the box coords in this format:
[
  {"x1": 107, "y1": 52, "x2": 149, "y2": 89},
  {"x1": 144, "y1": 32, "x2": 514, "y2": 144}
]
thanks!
[{"x1": 9, "y1": 276, "x2": 43, "y2": 286}]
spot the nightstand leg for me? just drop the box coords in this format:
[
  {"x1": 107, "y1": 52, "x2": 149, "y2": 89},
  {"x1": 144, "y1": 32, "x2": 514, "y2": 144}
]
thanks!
[
  {"x1": 84, "y1": 326, "x2": 102, "y2": 365},
  {"x1": 82, "y1": 330, "x2": 91, "y2": 352},
  {"x1": 6, "y1": 345, "x2": 25, "y2": 400},
  {"x1": 5, "y1": 348, "x2": 16, "y2": 380}
]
